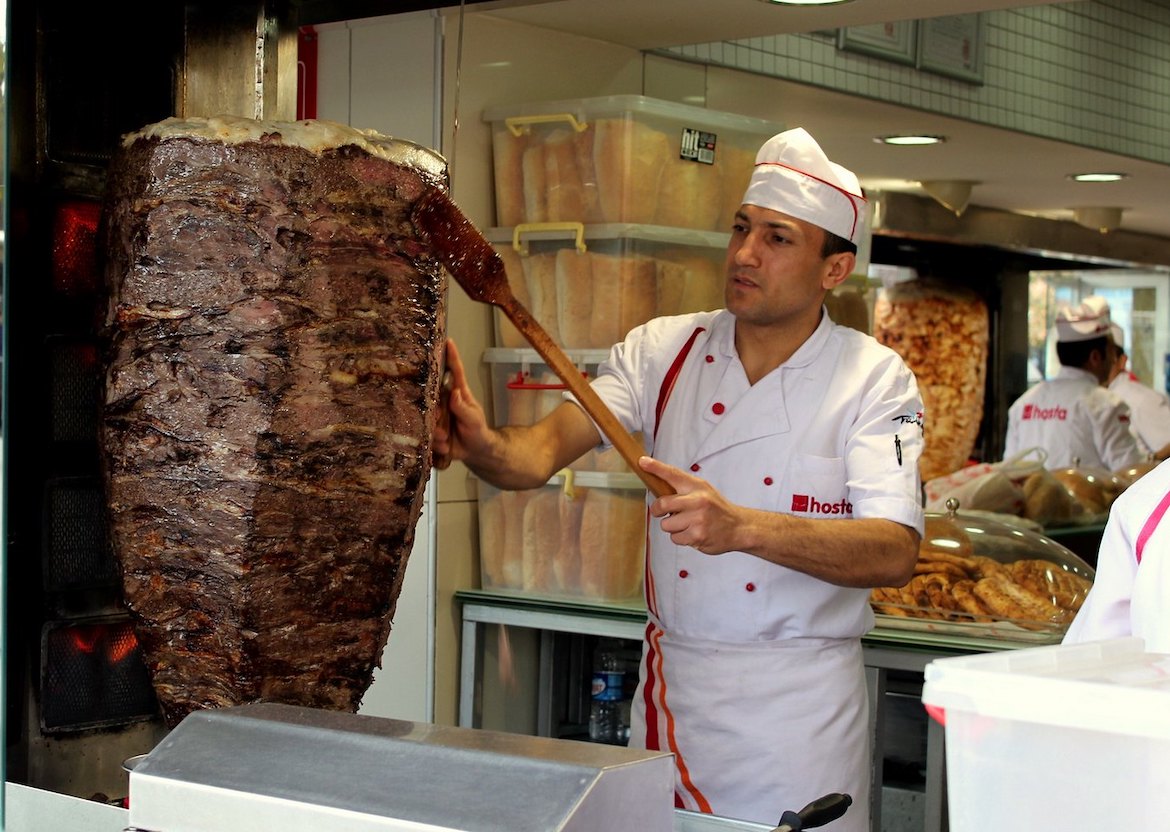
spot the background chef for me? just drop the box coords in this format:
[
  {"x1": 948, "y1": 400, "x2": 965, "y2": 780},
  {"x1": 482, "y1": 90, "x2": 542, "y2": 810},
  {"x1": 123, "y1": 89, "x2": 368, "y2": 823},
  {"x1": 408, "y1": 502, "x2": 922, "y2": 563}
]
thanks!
[
  {"x1": 433, "y1": 127, "x2": 925, "y2": 828},
  {"x1": 1003, "y1": 296, "x2": 1144, "y2": 472},
  {"x1": 1107, "y1": 323, "x2": 1170, "y2": 462}
]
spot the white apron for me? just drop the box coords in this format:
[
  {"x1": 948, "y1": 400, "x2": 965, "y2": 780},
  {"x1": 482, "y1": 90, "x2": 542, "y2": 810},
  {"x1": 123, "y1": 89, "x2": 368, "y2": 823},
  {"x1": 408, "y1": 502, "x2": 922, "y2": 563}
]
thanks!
[{"x1": 629, "y1": 618, "x2": 870, "y2": 829}]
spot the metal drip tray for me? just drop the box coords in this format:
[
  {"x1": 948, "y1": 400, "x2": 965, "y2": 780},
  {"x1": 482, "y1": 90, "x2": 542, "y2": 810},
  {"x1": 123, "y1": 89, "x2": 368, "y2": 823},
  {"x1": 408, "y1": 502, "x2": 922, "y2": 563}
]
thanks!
[{"x1": 128, "y1": 703, "x2": 675, "y2": 832}]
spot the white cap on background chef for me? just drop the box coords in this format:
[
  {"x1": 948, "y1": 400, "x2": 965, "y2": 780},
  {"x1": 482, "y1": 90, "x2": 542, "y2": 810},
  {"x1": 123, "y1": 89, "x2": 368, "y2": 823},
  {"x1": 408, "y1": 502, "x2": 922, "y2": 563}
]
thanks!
[{"x1": 1054, "y1": 295, "x2": 1113, "y2": 343}]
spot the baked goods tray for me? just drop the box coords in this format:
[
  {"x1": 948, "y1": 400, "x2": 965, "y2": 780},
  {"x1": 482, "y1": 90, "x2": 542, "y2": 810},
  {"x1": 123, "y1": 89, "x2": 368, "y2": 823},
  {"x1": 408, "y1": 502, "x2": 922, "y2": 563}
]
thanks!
[{"x1": 871, "y1": 609, "x2": 1065, "y2": 645}]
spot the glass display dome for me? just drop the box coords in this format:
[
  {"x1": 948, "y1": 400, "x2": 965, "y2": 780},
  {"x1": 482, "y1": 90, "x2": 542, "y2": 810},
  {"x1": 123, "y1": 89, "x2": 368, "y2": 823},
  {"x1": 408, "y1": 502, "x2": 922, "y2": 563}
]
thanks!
[{"x1": 870, "y1": 499, "x2": 1095, "y2": 643}]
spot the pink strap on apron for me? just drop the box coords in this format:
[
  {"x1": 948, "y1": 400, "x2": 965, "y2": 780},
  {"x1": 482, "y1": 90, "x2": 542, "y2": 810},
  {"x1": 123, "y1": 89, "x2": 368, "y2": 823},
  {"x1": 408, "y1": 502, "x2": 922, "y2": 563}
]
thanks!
[{"x1": 1135, "y1": 486, "x2": 1170, "y2": 564}]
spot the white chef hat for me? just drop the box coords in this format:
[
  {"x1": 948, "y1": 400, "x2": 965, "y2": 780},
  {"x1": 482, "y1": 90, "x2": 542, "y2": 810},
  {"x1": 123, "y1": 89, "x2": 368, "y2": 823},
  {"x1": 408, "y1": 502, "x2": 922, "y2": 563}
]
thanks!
[
  {"x1": 741, "y1": 127, "x2": 867, "y2": 246},
  {"x1": 1054, "y1": 296, "x2": 1112, "y2": 343},
  {"x1": 1110, "y1": 323, "x2": 1125, "y2": 346}
]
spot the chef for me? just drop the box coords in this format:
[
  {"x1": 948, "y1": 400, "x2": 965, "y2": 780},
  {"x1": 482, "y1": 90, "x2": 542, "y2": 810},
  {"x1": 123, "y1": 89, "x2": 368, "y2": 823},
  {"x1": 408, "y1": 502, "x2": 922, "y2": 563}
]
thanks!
[
  {"x1": 1003, "y1": 296, "x2": 1144, "y2": 472},
  {"x1": 433, "y1": 127, "x2": 925, "y2": 829},
  {"x1": 1063, "y1": 456, "x2": 1170, "y2": 651},
  {"x1": 1107, "y1": 324, "x2": 1170, "y2": 461}
]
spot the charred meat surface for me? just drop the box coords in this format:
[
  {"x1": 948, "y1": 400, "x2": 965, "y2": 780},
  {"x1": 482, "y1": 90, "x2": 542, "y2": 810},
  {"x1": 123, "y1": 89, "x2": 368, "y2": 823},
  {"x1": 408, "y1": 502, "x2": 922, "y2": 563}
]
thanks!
[{"x1": 99, "y1": 117, "x2": 448, "y2": 726}]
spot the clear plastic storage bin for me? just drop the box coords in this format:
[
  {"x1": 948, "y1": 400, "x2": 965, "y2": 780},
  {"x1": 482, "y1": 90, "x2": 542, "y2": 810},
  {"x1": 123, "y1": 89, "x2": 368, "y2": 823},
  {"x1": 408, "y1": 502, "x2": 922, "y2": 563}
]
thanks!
[
  {"x1": 488, "y1": 223, "x2": 727, "y2": 350},
  {"x1": 484, "y1": 95, "x2": 782, "y2": 232},
  {"x1": 922, "y1": 638, "x2": 1170, "y2": 831},
  {"x1": 477, "y1": 471, "x2": 647, "y2": 603}
]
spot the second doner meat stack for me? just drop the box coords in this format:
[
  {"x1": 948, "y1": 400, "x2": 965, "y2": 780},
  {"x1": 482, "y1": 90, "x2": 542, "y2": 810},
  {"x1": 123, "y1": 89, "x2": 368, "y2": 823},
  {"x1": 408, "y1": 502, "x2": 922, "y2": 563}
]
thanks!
[{"x1": 874, "y1": 279, "x2": 989, "y2": 482}]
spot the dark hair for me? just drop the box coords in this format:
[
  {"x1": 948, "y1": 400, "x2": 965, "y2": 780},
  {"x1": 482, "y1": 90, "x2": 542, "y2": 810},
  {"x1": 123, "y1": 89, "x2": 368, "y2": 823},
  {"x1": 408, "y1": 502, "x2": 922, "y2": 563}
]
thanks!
[
  {"x1": 1056, "y1": 335, "x2": 1108, "y2": 368},
  {"x1": 821, "y1": 229, "x2": 857, "y2": 259}
]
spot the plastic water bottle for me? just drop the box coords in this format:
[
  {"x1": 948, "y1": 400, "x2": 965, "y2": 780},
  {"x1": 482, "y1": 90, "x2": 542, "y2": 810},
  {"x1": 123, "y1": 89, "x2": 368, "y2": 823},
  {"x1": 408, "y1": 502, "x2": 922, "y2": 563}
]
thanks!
[{"x1": 589, "y1": 639, "x2": 623, "y2": 744}]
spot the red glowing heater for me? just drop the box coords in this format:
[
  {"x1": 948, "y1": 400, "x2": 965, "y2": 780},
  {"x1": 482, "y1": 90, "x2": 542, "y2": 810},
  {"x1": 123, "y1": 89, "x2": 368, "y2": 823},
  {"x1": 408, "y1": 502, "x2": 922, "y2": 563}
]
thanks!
[
  {"x1": 52, "y1": 199, "x2": 103, "y2": 299},
  {"x1": 41, "y1": 617, "x2": 158, "y2": 733}
]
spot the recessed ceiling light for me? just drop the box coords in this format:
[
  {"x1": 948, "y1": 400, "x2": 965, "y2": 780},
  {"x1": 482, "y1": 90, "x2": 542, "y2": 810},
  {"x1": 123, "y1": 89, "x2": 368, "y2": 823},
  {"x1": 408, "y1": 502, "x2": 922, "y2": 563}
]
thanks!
[
  {"x1": 875, "y1": 135, "x2": 946, "y2": 146},
  {"x1": 759, "y1": 0, "x2": 854, "y2": 5},
  {"x1": 1069, "y1": 172, "x2": 1128, "y2": 183}
]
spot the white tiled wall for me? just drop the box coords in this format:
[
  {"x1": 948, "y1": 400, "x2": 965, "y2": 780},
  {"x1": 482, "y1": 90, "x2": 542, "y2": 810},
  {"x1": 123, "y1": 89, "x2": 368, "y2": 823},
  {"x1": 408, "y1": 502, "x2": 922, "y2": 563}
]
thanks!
[{"x1": 662, "y1": 0, "x2": 1170, "y2": 165}]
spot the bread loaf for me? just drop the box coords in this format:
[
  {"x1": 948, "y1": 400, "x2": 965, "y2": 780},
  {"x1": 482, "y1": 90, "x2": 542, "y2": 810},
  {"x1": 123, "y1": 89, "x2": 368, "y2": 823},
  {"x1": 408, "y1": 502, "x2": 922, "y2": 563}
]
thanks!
[
  {"x1": 874, "y1": 280, "x2": 989, "y2": 482},
  {"x1": 494, "y1": 244, "x2": 530, "y2": 348},
  {"x1": 588, "y1": 254, "x2": 625, "y2": 347},
  {"x1": 654, "y1": 156, "x2": 722, "y2": 230},
  {"x1": 554, "y1": 485, "x2": 586, "y2": 591},
  {"x1": 618, "y1": 255, "x2": 659, "y2": 338},
  {"x1": 715, "y1": 145, "x2": 756, "y2": 232},
  {"x1": 500, "y1": 490, "x2": 531, "y2": 589},
  {"x1": 523, "y1": 253, "x2": 561, "y2": 346},
  {"x1": 543, "y1": 128, "x2": 589, "y2": 220},
  {"x1": 579, "y1": 489, "x2": 645, "y2": 599},
  {"x1": 491, "y1": 127, "x2": 527, "y2": 227},
  {"x1": 521, "y1": 144, "x2": 548, "y2": 223},
  {"x1": 555, "y1": 248, "x2": 594, "y2": 347},
  {"x1": 1050, "y1": 468, "x2": 1115, "y2": 516},
  {"x1": 594, "y1": 118, "x2": 669, "y2": 224},
  {"x1": 655, "y1": 259, "x2": 688, "y2": 318},
  {"x1": 666, "y1": 251, "x2": 724, "y2": 314},
  {"x1": 1021, "y1": 471, "x2": 1076, "y2": 525},
  {"x1": 522, "y1": 489, "x2": 561, "y2": 592},
  {"x1": 478, "y1": 490, "x2": 508, "y2": 588}
]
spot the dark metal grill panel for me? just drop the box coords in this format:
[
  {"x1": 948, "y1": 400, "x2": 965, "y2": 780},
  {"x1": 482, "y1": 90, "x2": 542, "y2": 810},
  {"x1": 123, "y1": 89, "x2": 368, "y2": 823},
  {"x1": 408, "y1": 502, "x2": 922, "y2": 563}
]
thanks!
[
  {"x1": 48, "y1": 337, "x2": 101, "y2": 443},
  {"x1": 41, "y1": 617, "x2": 158, "y2": 733},
  {"x1": 43, "y1": 478, "x2": 117, "y2": 591}
]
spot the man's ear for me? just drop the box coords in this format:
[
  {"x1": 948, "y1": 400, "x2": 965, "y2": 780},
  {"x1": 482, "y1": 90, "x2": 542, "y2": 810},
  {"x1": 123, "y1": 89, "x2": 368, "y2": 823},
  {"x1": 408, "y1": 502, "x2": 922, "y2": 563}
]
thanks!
[{"x1": 822, "y1": 252, "x2": 856, "y2": 291}]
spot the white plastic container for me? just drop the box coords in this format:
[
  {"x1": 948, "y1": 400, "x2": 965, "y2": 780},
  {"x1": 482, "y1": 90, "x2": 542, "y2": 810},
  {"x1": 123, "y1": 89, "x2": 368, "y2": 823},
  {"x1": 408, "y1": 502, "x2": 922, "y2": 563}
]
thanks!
[
  {"x1": 487, "y1": 223, "x2": 728, "y2": 350},
  {"x1": 483, "y1": 95, "x2": 782, "y2": 232},
  {"x1": 921, "y1": 637, "x2": 1170, "y2": 830}
]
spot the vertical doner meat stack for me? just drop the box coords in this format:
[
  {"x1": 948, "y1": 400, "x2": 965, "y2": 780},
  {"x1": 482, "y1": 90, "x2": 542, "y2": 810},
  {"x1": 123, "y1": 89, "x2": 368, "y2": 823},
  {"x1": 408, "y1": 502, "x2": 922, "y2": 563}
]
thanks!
[{"x1": 99, "y1": 116, "x2": 448, "y2": 726}]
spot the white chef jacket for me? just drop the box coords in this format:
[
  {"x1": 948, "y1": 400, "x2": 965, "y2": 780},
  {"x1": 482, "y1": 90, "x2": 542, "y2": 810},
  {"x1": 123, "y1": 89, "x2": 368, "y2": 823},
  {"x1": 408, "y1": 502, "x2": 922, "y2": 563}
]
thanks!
[
  {"x1": 1063, "y1": 458, "x2": 1170, "y2": 652},
  {"x1": 1109, "y1": 373, "x2": 1170, "y2": 457},
  {"x1": 583, "y1": 308, "x2": 925, "y2": 828},
  {"x1": 1004, "y1": 365, "x2": 1143, "y2": 472}
]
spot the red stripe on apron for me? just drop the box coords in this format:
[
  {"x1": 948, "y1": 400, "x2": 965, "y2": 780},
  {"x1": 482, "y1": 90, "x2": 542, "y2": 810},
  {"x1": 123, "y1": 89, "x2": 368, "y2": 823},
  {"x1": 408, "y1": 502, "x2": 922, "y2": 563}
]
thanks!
[
  {"x1": 1135, "y1": 485, "x2": 1170, "y2": 564},
  {"x1": 646, "y1": 326, "x2": 705, "y2": 624},
  {"x1": 643, "y1": 326, "x2": 713, "y2": 814},
  {"x1": 653, "y1": 327, "x2": 706, "y2": 441},
  {"x1": 642, "y1": 620, "x2": 712, "y2": 814}
]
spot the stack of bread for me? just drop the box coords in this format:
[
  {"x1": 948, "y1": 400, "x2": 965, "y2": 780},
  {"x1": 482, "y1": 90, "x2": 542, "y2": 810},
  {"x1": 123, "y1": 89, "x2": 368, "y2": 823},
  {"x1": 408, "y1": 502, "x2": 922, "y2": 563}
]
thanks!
[
  {"x1": 869, "y1": 514, "x2": 1094, "y2": 638},
  {"x1": 478, "y1": 477, "x2": 645, "y2": 602},
  {"x1": 493, "y1": 243, "x2": 724, "y2": 349},
  {"x1": 491, "y1": 116, "x2": 756, "y2": 232},
  {"x1": 874, "y1": 279, "x2": 989, "y2": 482}
]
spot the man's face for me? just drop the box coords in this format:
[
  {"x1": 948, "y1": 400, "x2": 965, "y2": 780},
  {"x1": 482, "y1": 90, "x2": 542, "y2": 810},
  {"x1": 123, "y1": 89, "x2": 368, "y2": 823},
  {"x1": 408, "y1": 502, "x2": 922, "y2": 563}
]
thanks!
[{"x1": 723, "y1": 204, "x2": 853, "y2": 329}]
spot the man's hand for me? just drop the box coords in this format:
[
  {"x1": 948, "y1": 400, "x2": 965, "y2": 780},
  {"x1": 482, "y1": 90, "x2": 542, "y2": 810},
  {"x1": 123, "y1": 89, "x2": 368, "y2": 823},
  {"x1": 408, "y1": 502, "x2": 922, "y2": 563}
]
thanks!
[
  {"x1": 639, "y1": 455, "x2": 746, "y2": 555},
  {"x1": 432, "y1": 339, "x2": 492, "y2": 470}
]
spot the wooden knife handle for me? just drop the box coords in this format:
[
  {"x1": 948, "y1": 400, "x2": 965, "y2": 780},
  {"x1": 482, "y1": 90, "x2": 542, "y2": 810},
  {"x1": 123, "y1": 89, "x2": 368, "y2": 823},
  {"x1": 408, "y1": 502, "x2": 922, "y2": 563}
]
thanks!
[{"x1": 501, "y1": 300, "x2": 675, "y2": 498}]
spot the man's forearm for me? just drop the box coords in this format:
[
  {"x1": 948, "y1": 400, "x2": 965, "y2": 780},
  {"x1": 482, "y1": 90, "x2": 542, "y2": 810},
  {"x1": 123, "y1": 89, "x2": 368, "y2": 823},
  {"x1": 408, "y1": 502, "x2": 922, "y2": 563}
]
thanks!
[
  {"x1": 734, "y1": 511, "x2": 920, "y2": 588},
  {"x1": 462, "y1": 402, "x2": 604, "y2": 490}
]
